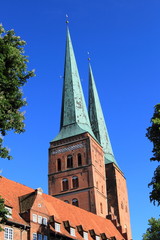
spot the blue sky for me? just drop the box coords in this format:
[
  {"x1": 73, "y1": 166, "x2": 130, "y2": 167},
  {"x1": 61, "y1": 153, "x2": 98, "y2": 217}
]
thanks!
[{"x1": 1, "y1": 0, "x2": 160, "y2": 239}]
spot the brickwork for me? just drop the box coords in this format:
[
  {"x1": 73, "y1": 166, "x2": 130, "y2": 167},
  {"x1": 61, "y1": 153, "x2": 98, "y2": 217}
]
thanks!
[
  {"x1": 48, "y1": 132, "x2": 107, "y2": 218},
  {"x1": 0, "y1": 224, "x2": 28, "y2": 240},
  {"x1": 106, "y1": 163, "x2": 132, "y2": 240}
]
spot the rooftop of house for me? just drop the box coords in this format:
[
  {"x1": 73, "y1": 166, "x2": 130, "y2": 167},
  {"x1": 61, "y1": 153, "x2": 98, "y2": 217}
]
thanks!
[{"x1": 0, "y1": 176, "x2": 124, "y2": 240}]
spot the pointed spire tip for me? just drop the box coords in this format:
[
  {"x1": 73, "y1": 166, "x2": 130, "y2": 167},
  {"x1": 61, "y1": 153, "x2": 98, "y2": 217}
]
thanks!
[
  {"x1": 87, "y1": 52, "x2": 91, "y2": 62},
  {"x1": 66, "y1": 14, "x2": 69, "y2": 24}
]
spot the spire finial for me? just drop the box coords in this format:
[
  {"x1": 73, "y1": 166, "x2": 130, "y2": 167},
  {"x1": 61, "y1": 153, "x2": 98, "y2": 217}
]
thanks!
[
  {"x1": 87, "y1": 51, "x2": 91, "y2": 62},
  {"x1": 66, "y1": 14, "x2": 69, "y2": 24}
]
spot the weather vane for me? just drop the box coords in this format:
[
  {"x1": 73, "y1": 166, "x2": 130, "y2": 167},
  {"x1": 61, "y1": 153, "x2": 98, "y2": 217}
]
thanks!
[
  {"x1": 87, "y1": 52, "x2": 91, "y2": 62},
  {"x1": 66, "y1": 14, "x2": 69, "y2": 24}
]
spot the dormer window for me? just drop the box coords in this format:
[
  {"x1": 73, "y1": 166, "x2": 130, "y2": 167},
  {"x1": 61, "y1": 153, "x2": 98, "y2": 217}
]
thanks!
[
  {"x1": 5, "y1": 206, "x2": 12, "y2": 218},
  {"x1": 96, "y1": 236, "x2": 101, "y2": 240},
  {"x1": 77, "y1": 225, "x2": 88, "y2": 239},
  {"x1": 63, "y1": 221, "x2": 76, "y2": 237},
  {"x1": 55, "y1": 222, "x2": 61, "y2": 232},
  {"x1": 90, "y1": 229, "x2": 100, "y2": 240},
  {"x1": 83, "y1": 231, "x2": 88, "y2": 240}
]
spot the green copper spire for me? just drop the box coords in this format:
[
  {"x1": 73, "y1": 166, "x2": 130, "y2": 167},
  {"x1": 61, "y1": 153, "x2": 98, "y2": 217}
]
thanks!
[
  {"x1": 88, "y1": 63, "x2": 118, "y2": 166},
  {"x1": 53, "y1": 28, "x2": 95, "y2": 141}
]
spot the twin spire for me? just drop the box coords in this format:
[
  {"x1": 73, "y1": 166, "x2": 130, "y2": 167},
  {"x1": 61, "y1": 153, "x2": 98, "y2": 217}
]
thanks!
[{"x1": 53, "y1": 27, "x2": 118, "y2": 166}]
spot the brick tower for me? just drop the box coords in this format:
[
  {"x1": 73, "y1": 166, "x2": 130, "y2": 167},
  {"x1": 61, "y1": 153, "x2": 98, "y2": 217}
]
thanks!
[
  {"x1": 48, "y1": 26, "x2": 132, "y2": 239},
  {"x1": 48, "y1": 27, "x2": 107, "y2": 218},
  {"x1": 88, "y1": 64, "x2": 132, "y2": 240}
]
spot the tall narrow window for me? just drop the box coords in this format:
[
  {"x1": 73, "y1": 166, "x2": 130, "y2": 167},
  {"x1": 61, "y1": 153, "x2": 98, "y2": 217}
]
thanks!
[
  {"x1": 37, "y1": 234, "x2": 42, "y2": 240},
  {"x1": 57, "y1": 158, "x2": 61, "y2": 171},
  {"x1": 78, "y1": 153, "x2": 82, "y2": 166},
  {"x1": 62, "y1": 178, "x2": 69, "y2": 191},
  {"x1": 72, "y1": 198, "x2": 79, "y2": 207},
  {"x1": 32, "y1": 233, "x2": 37, "y2": 240},
  {"x1": 100, "y1": 203, "x2": 103, "y2": 214},
  {"x1": 101, "y1": 185, "x2": 104, "y2": 193},
  {"x1": 67, "y1": 155, "x2": 73, "y2": 168},
  {"x1": 72, "y1": 176, "x2": 79, "y2": 189}
]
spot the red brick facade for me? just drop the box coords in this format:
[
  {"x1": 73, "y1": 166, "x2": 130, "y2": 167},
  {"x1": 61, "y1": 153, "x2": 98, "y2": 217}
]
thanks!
[
  {"x1": 48, "y1": 132, "x2": 107, "y2": 218},
  {"x1": 106, "y1": 164, "x2": 132, "y2": 240},
  {"x1": 0, "y1": 176, "x2": 125, "y2": 240}
]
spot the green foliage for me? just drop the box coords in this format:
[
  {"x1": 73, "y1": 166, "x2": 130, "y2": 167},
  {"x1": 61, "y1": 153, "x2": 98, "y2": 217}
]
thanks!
[
  {"x1": 146, "y1": 104, "x2": 160, "y2": 162},
  {"x1": 142, "y1": 218, "x2": 160, "y2": 240},
  {"x1": 148, "y1": 165, "x2": 160, "y2": 206},
  {"x1": 0, "y1": 24, "x2": 34, "y2": 159},
  {"x1": 0, "y1": 196, "x2": 9, "y2": 231},
  {"x1": 146, "y1": 104, "x2": 160, "y2": 206}
]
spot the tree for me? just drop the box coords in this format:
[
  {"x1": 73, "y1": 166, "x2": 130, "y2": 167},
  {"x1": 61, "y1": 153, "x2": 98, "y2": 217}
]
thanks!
[
  {"x1": 142, "y1": 218, "x2": 160, "y2": 240},
  {"x1": 0, "y1": 24, "x2": 34, "y2": 160},
  {"x1": 0, "y1": 196, "x2": 9, "y2": 231},
  {"x1": 146, "y1": 104, "x2": 160, "y2": 206}
]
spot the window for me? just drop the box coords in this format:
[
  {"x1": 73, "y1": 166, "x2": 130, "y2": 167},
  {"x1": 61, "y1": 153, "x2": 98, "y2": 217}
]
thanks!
[
  {"x1": 4, "y1": 228, "x2": 13, "y2": 240},
  {"x1": 96, "y1": 236, "x2": 100, "y2": 240},
  {"x1": 55, "y1": 222, "x2": 61, "y2": 232},
  {"x1": 78, "y1": 153, "x2": 82, "y2": 166},
  {"x1": 83, "y1": 231, "x2": 88, "y2": 240},
  {"x1": 44, "y1": 236, "x2": 48, "y2": 240},
  {"x1": 72, "y1": 176, "x2": 79, "y2": 189},
  {"x1": 70, "y1": 227, "x2": 76, "y2": 237},
  {"x1": 37, "y1": 234, "x2": 42, "y2": 240},
  {"x1": 38, "y1": 215, "x2": 42, "y2": 224},
  {"x1": 5, "y1": 207, "x2": 12, "y2": 218},
  {"x1": 101, "y1": 185, "x2": 104, "y2": 193},
  {"x1": 64, "y1": 200, "x2": 69, "y2": 203},
  {"x1": 33, "y1": 233, "x2": 37, "y2": 240},
  {"x1": 72, "y1": 198, "x2": 79, "y2": 207},
  {"x1": 42, "y1": 217, "x2": 47, "y2": 225},
  {"x1": 62, "y1": 178, "x2": 69, "y2": 191},
  {"x1": 57, "y1": 158, "x2": 61, "y2": 171},
  {"x1": 100, "y1": 203, "x2": 103, "y2": 214},
  {"x1": 67, "y1": 155, "x2": 73, "y2": 168},
  {"x1": 33, "y1": 214, "x2": 37, "y2": 222}
]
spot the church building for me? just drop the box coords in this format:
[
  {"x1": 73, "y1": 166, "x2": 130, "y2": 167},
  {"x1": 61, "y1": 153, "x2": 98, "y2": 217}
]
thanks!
[{"x1": 0, "y1": 26, "x2": 132, "y2": 240}]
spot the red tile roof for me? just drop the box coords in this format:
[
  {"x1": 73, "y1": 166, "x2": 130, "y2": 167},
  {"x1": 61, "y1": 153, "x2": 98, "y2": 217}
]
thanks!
[{"x1": 0, "y1": 177, "x2": 124, "y2": 240}]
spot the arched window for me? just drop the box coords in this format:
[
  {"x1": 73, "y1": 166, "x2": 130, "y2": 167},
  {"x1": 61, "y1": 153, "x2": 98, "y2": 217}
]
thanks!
[
  {"x1": 64, "y1": 200, "x2": 69, "y2": 203},
  {"x1": 67, "y1": 155, "x2": 73, "y2": 168},
  {"x1": 72, "y1": 198, "x2": 79, "y2": 207},
  {"x1": 62, "y1": 178, "x2": 69, "y2": 191},
  {"x1": 57, "y1": 158, "x2": 61, "y2": 171},
  {"x1": 72, "y1": 176, "x2": 79, "y2": 189},
  {"x1": 78, "y1": 153, "x2": 82, "y2": 166}
]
